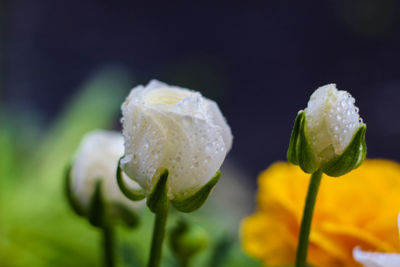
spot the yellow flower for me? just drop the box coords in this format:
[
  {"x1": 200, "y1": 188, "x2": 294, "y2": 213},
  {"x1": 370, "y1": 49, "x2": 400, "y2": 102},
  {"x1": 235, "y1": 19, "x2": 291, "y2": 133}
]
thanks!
[{"x1": 241, "y1": 159, "x2": 400, "y2": 267}]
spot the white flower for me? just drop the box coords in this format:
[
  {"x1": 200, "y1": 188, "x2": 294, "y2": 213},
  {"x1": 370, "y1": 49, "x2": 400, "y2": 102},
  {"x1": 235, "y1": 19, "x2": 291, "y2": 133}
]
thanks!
[
  {"x1": 71, "y1": 130, "x2": 142, "y2": 213},
  {"x1": 120, "y1": 80, "x2": 232, "y2": 200},
  {"x1": 304, "y1": 84, "x2": 363, "y2": 164},
  {"x1": 353, "y1": 214, "x2": 400, "y2": 267}
]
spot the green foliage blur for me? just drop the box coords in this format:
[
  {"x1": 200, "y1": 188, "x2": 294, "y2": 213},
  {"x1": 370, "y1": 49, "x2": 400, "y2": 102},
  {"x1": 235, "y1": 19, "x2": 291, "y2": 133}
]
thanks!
[{"x1": 0, "y1": 68, "x2": 261, "y2": 267}]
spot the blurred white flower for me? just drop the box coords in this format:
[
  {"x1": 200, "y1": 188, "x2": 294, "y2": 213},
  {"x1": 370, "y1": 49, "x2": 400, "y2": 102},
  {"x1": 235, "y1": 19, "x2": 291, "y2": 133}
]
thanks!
[
  {"x1": 353, "y1": 214, "x2": 400, "y2": 267},
  {"x1": 71, "y1": 130, "x2": 142, "y2": 213},
  {"x1": 305, "y1": 84, "x2": 363, "y2": 164},
  {"x1": 120, "y1": 80, "x2": 232, "y2": 200}
]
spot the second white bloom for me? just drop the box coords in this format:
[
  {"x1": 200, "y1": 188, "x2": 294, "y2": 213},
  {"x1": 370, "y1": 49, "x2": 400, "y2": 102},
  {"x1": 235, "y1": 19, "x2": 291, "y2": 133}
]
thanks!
[
  {"x1": 68, "y1": 130, "x2": 143, "y2": 226},
  {"x1": 121, "y1": 80, "x2": 232, "y2": 200}
]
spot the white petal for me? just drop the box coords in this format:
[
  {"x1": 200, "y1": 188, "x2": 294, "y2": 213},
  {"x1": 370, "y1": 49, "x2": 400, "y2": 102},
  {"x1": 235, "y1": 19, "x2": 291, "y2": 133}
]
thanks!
[
  {"x1": 120, "y1": 80, "x2": 232, "y2": 200},
  {"x1": 305, "y1": 84, "x2": 361, "y2": 163},
  {"x1": 163, "y1": 111, "x2": 226, "y2": 198},
  {"x1": 353, "y1": 247, "x2": 400, "y2": 267},
  {"x1": 206, "y1": 99, "x2": 233, "y2": 152},
  {"x1": 121, "y1": 104, "x2": 167, "y2": 193},
  {"x1": 146, "y1": 108, "x2": 193, "y2": 196}
]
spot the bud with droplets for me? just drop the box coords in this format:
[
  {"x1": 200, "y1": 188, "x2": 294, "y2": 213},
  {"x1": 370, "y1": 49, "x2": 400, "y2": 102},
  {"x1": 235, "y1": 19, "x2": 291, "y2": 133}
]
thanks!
[
  {"x1": 287, "y1": 84, "x2": 366, "y2": 176},
  {"x1": 118, "y1": 80, "x2": 232, "y2": 212}
]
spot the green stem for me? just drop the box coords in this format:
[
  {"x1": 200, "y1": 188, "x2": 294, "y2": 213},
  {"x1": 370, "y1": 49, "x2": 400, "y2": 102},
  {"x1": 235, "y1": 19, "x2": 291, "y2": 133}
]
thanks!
[
  {"x1": 295, "y1": 169, "x2": 323, "y2": 267},
  {"x1": 148, "y1": 202, "x2": 170, "y2": 267},
  {"x1": 103, "y1": 226, "x2": 115, "y2": 267}
]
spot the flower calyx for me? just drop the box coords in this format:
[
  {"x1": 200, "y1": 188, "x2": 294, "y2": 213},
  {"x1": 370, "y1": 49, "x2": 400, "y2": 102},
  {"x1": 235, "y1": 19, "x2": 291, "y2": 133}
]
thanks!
[
  {"x1": 287, "y1": 111, "x2": 367, "y2": 176},
  {"x1": 117, "y1": 160, "x2": 221, "y2": 213}
]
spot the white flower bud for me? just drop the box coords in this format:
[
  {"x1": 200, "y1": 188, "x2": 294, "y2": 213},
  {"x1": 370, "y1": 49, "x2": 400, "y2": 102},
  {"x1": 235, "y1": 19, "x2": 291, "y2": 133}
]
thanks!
[
  {"x1": 71, "y1": 130, "x2": 142, "y2": 213},
  {"x1": 120, "y1": 80, "x2": 232, "y2": 200},
  {"x1": 353, "y1": 214, "x2": 400, "y2": 267},
  {"x1": 304, "y1": 84, "x2": 363, "y2": 164}
]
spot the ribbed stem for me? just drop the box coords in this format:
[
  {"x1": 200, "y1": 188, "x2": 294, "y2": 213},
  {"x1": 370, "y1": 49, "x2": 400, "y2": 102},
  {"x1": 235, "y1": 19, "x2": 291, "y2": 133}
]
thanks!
[
  {"x1": 295, "y1": 170, "x2": 323, "y2": 267},
  {"x1": 103, "y1": 226, "x2": 115, "y2": 267},
  {"x1": 147, "y1": 202, "x2": 170, "y2": 267}
]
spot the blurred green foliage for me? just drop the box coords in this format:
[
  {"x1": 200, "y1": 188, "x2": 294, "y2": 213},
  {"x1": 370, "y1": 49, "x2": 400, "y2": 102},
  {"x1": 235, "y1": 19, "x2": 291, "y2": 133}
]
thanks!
[{"x1": 0, "y1": 69, "x2": 261, "y2": 267}]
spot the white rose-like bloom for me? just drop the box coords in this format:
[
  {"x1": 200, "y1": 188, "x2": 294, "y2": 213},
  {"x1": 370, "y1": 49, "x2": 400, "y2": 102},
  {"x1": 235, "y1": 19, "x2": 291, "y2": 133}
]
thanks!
[
  {"x1": 121, "y1": 80, "x2": 232, "y2": 200},
  {"x1": 71, "y1": 130, "x2": 142, "y2": 213},
  {"x1": 353, "y1": 214, "x2": 400, "y2": 267},
  {"x1": 305, "y1": 84, "x2": 363, "y2": 164}
]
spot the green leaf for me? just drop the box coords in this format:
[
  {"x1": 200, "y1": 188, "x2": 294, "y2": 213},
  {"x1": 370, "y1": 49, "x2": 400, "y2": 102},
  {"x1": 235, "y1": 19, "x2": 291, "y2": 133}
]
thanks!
[
  {"x1": 322, "y1": 125, "x2": 367, "y2": 177},
  {"x1": 116, "y1": 158, "x2": 146, "y2": 201},
  {"x1": 146, "y1": 169, "x2": 169, "y2": 213},
  {"x1": 287, "y1": 111, "x2": 304, "y2": 165},
  {"x1": 88, "y1": 180, "x2": 105, "y2": 227},
  {"x1": 64, "y1": 164, "x2": 85, "y2": 216},
  {"x1": 297, "y1": 114, "x2": 318, "y2": 174},
  {"x1": 171, "y1": 171, "x2": 220, "y2": 213}
]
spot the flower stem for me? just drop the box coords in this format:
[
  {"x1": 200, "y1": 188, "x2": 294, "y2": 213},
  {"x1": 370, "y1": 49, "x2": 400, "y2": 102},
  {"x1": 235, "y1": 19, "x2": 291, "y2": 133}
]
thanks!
[
  {"x1": 103, "y1": 226, "x2": 115, "y2": 267},
  {"x1": 148, "y1": 202, "x2": 170, "y2": 267},
  {"x1": 295, "y1": 169, "x2": 323, "y2": 267}
]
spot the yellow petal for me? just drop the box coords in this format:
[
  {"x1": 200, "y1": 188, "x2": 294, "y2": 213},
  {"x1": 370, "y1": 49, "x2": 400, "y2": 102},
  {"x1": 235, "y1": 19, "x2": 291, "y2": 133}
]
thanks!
[{"x1": 241, "y1": 159, "x2": 400, "y2": 267}]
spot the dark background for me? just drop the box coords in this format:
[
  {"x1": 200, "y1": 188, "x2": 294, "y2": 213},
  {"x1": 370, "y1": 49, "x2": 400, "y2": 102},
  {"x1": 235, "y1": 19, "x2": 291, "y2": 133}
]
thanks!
[{"x1": 2, "y1": 0, "x2": 400, "y2": 179}]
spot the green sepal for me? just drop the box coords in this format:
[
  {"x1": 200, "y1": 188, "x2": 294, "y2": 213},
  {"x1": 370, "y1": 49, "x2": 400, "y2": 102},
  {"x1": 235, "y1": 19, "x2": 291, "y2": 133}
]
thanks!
[
  {"x1": 64, "y1": 164, "x2": 85, "y2": 216},
  {"x1": 296, "y1": 112, "x2": 318, "y2": 174},
  {"x1": 171, "y1": 171, "x2": 221, "y2": 213},
  {"x1": 147, "y1": 169, "x2": 169, "y2": 213},
  {"x1": 116, "y1": 158, "x2": 146, "y2": 201},
  {"x1": 354, "y1": 125, "x2": 367, "y2": 169},
  {"x1": 322, "y1": 125, "x2": 367, "y2": 177},
  {"x1": 88, "y1": 180, "x2": 106, "y2": 227},
  {"x1": 287, "y1": 111, "x2": 304, "y2": 165},
  {"x1": 109, "y1": 202, "x2": 139, "y2": 228}
]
